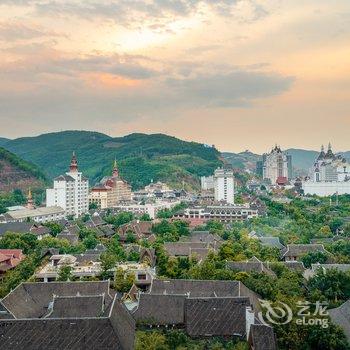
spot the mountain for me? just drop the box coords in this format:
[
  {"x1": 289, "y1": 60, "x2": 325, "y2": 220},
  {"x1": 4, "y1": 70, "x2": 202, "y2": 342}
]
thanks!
[
  {"x1": 2, "y1": 131, "x2": 222, "y2": 190},
  {"x1": 222, "y1": 148, "x2": 350, "y2": 175},
  {"x1": 0, "y1": 138, "x2": 9, "y2": 147},
  {"x1": 221, "y1": 151, "x2": 260, "y2": 171},
  {"x1": 0, "y1": 147, "x2": 47, "y2": 193}
]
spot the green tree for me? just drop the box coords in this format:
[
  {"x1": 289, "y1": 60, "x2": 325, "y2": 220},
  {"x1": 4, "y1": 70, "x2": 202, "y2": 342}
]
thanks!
[{"x1": 57, "y1": 265, "x2": 73, "y2": 281}]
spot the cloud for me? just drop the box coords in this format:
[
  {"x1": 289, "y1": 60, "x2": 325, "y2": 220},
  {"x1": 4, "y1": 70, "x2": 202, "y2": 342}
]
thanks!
[{"x1": 0, "y1": 21, "x2": 63, "y2": 41}]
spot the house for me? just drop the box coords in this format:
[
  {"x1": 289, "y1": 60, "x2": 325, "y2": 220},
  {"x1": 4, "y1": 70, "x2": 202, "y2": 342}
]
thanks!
[
  {"x1": 179, "y1": 230, "x2": 223, "y2": 244},
  {"x1": 248, "y1": 324, "x2": 277, "y2": 350},
  {"x1": 304, "y1": 263, "x2": 350, "y2": 279},
  {"x1": 139, "y1": 248, "x2": 156, "y2": 267},
  {"x1": 329, "y1": 300, "x2": 350, "y2": 343},
  {"x1": 163, "y1": 242, "x2": 213, "y2": 262},
  {"x1": 0, "y1": 281, "x2": 135, "y2": 350},
  {"x1": 118, "y1": 220, "x2": 153, "y2": 242},
  {"x1": 258, "y1": 237, "x2": 285, "y2": 250},
  {"x1": 127, "y1": 279, "x2": 276, "y2": 343},
  {"x1": 56, "y1": 230, "x2": 79, "y2": 244},
  {"x1": 0, "y1": 222, "x2": 51, "y2": 240},
  {"x1": 0, "y1": 249, "x2": 25, "y2": 275},
  {"x1": 227, "y1": 256, "x2": 276, "y2": 277},
  {"x1": 281, "y1": 244, "x2": 329, "y2": 261}
]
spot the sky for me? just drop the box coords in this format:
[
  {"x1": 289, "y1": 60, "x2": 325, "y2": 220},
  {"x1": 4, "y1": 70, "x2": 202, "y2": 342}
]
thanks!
[{"x1": 0, "y1": 0, "x2": 349, "y2": 153}]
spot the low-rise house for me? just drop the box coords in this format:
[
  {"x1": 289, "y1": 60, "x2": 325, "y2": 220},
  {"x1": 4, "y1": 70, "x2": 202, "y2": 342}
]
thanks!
[
  {"x1": 0, "y1": 281, "x2": 135, "y2": 350},
  {"x1": 304, "y1": 263, "x2": 350, "y2": 279},
  {"x1": 56, "y1": 230, "x2": 79, "y2": 244},
  {"x1": 163, "y1": 242, "x2": 214, "y2": 262},
  {"x1": 127, "y1": 278, "x2": 276, "y2": 345},
  {"x1": 266, "y1": 261, "x2": 306, "y2": 273},
  {"x1": 258, "y1": 237, "x2": 285, "y2": 250},
  {"x1": 227, "y1": 257, "x2": 276, "y2": 277},
  {"x1": 248, "y1": 324, "x2": 277, "y2": 350},
  {"x1": 0, "y1": 206, "x2": 65, "y2": 224},
  {"x1": 0, "y1": 249, "x2": 25, "y2": 275},
  {"x1": 281, "y1": 244, "x2": 329, "y2": 261},
  {"x1": 115, "y1": 262, "x2": 156, "y2": 289},
  {"x1": 179, "y1": 230, "x2": 223, "y2": 245},
  {"x1": 139, "y1": 248, "x2": 156, "y2": 267},
  {"x1": 329, "y1": 300, "x2": 350, "y2": 343},
  {"x1": 0, "y1": 222, "x2": 51, "y2": 240},
  {"x1": 118, "y1": 220, "x2": 153, "y2": 242}
]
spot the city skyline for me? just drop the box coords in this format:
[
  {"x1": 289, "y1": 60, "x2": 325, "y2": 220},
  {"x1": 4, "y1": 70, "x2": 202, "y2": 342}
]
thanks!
[{"x1": 1, "y1": 0, "x2": 350, "y2": 153}]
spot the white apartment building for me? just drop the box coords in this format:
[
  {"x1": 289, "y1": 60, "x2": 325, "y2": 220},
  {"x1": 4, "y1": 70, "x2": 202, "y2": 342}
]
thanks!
[
  {"x1": 214, "y1": 168, "x2": 234, "y2": 204},
  {"x1": 201, "y1": 176, "x2": 214, "y2": 190},
  {"x1": 46, "y1": 152, "x2": 89, "y2": 218}
]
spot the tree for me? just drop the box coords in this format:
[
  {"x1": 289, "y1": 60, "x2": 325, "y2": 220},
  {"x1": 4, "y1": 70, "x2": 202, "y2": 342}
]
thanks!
[
  {"x1": 82, "y1": 234, "x2": 98, "y2": 249},
  {"x1": 57, "y1": 265, "x2": 72, "y2": 281},
  {"x1": 89, "y1": 202, "x2": 98, "y2": 210},
  {"x1": 301, "y1": 251, "x2": 328, "y2": 268},
  {"x1": 140, "y1": 213, "x2": 151, "y2": 221},
  {"x1": 114, "y1": 268, "x2": 135, "y2": 292},
  {"x1": 100, "y1": 252, "x2": 117, "y2": 279},
  {"x1": 135, "y1": 331, "x2": 168, "y2": 350}
]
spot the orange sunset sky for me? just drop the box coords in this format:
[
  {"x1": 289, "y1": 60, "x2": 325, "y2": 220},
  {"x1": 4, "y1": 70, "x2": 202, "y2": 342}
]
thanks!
[{"x1": 1, "y1": 0, "x2": 349, "y2": 153}]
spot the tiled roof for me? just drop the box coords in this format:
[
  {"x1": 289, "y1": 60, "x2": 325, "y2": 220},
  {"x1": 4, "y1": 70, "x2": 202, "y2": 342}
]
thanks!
[
  {"x1": 149, "y1": 279, "x2": 240, "y2": 297},
  {"x1": 248, "y1": 324, "x2": 277, "y2": 350},
  {"x1": 282, "y1": 244, "x2": 328, "y2": 258},
  {"x1": 0, "y1": 222, "x2": 33, "y2": 236},
  {"x1": 185, "y1": 297, "x2": 250, "y2": 337},
  {"x1": 258, "y1": 236, "x2": 285, "y2": 249},
  {"x1": 132, "y1": 294, "x2": 185, "y2": 325},
  {"x1": 0, "y1": 318, "x2": 122, "y2": 350},
  {"x1": 47, "y1": 295, "x2": 104, "y2": 318},
  {"x1": 329, "y1": 300, "x2": 350, "y2": 342},
  {"x1": 1, "y1": 281, "x2": 112, "y2": 319},
  {"x1": 163, "y1": 242, "x2": 208, "y2": 257}
]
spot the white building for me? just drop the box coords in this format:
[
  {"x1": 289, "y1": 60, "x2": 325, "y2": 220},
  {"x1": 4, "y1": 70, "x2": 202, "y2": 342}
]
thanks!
[
  {"x1": 261, "y1": 145, "x2": 292, "y2": 185},
  {"x1": 303, "y1": 144, "x2": 350, "y2": 196},
  {"x1": 46, "y1": 152, "x2": 89, "y2": 218},
  {"x1": 214, "y1": 168, "x2": 234, "y2": 204},
  {"x1": 200, "y1": 176, "x2": 214, "y2": 190},
  {"x1": 114, "y1": 200, "x2": 181, "y2": 219},
  {"x1": 1, "y1": 206, "x2": 65, "y2": 223}
]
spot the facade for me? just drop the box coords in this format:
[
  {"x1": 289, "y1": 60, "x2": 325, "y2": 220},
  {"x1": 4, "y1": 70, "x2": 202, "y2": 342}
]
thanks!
[
  {"x1": 214, "y1": 168, "x2": 234, "y2": 204},
  {"x1": 200, "y1": 176, "x2": 214, "y2": 190},
  {"x1": 174, "y1": 204, "x2": 258, "y2": 223},
  {"x1": 114, "y1": 200, "x2": 181, "y2": 219},
  {"x1": 261, "y1": 146, "x2": 292, "y2": 185},
  {"x1": 46, "y1": 153, "x2": 89, "y2": 218},
  {"x1": 89, "y1": 160, "x2": 132, "y2": 209},
  {"x1": 303, "y1": 144, "x2": 350, "y2": 196}
]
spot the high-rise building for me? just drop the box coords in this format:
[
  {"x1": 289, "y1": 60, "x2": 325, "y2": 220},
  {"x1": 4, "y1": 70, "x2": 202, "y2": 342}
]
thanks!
[
  {"x1": 89, "y1": 159, "x2": 132, "y2": 209},
  {"x1": 214, "y1": 168, "x2": 234, "y2": 204},
  {"x1": 46, "y1": 152, "x2": 89, "y2": 218},
  {"x1": 260, "y1": 146, "x2": 292, "y2": 185},
  {"x1": 200, "y1": 176, "x2": 214, "y2": 190}
]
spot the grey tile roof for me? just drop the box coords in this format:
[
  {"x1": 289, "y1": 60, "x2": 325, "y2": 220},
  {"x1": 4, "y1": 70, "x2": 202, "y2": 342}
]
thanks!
[
  {"x1": 163, "y1": 242, "x2": 208, "y2": 257},
  {"x1": 329, "y1": 300, "x2": 350, "y2": 342},
  {"x1": 1, "y1": 281, "x2": 112, "y2": 319},
  {"x1": 0, "y1": 318, "x2": 122, "y2": 350},
  {"x1": 248, "y1": 324, "x2": 277, "y2": 350},
  {"x1": 258, "y1": 236, "x2": 285, "y2": 249},
  {"x1": 0, "y1": 222, "x2": 34, "y2": 236},
  {"x1": 54, "y1": 174, "x2": 75, "y2": 182},
  {"x1": 132, "y1": 294, "x2": 185, "y2": 325},
  {"x1": 57, "y1": 232, "x2": 79, "y2": 244},
  {"x1": 149, "y1": 279, "x2": 240, "y2": 297},
  {"x1": 185, "y1": 297, "x2": 250, "y2": 337},
  {"x1": 282, "y1": 244, "x2": 328, "y2": 258},
  {"x1": 180, "y1": 231, "x2": 223, "y2": 243},
  {"x1": 47, "y1": 295, "x2": 104, "y2": 318},
  {"x1": 73, "y1": 253, "x2": 101, "y2": 264},
  {"x1": 226, "y1": 260, "x2": 276, "y2": 277}
]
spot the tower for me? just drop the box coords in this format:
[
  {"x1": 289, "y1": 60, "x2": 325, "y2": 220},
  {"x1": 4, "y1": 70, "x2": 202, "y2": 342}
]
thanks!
[
  {"x1": 69, "y1": 151, "x2": 78, "y2": 173},
  {"x1": 112, "y1": 158, "x2": 119, "y2": 177},
  {"x1": 26, "y1": 188, "x2": 35, "y2": 210}
]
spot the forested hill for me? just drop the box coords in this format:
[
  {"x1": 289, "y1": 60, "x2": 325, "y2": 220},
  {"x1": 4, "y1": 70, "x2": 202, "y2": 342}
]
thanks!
[
  {"x1": 1, "y1": 131, "x2": 222, "y2": 190},
  {"x1": 0, "y1": 147, "x2": 47, "y2": 193}
]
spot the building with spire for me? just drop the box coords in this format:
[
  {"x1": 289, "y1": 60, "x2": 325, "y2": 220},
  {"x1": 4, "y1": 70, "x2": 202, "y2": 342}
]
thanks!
[
  {"x1": 89, "y1": 159, "x2": 132, "y2": 209},
  {"x1": 259, "y1": 145, "x2": 292, "y2": 185},
  {"x1": 26, "y1": 189, "x2": 35, "y2": 210},
  {"x1": 46, "y1": 152, "x2": 89, "y2": 218},
  {"x1": 303, "y1": 143, "x2": 350, "y2": 196}
]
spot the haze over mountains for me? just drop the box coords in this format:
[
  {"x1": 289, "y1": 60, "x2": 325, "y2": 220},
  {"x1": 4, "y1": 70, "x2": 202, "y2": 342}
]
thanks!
[{"x1": 0, "y1": 130, "x2": 349, "y2": 190}]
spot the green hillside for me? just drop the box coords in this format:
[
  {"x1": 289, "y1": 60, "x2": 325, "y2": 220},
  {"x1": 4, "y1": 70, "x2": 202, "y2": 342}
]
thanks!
[
  {"x1": 0, "y1": 138, "x2": 9, "y2": 147},
  {"x1": 2, "y1": 131, "x2": 222, "y2": 190},
  {"x1": 0, "y1": 147, "x2": 47, "y2": 193}
]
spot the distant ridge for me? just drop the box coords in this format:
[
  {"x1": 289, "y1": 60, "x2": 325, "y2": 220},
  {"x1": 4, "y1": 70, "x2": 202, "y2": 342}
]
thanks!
[{"x1": 2, "y1": 130, "x2": 222, "y2": 190}]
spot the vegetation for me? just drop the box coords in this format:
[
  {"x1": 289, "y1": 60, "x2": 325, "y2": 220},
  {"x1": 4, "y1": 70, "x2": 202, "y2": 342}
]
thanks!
[{"x1": 4, "y1": 131, "x2": 222, "y2": 189}]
